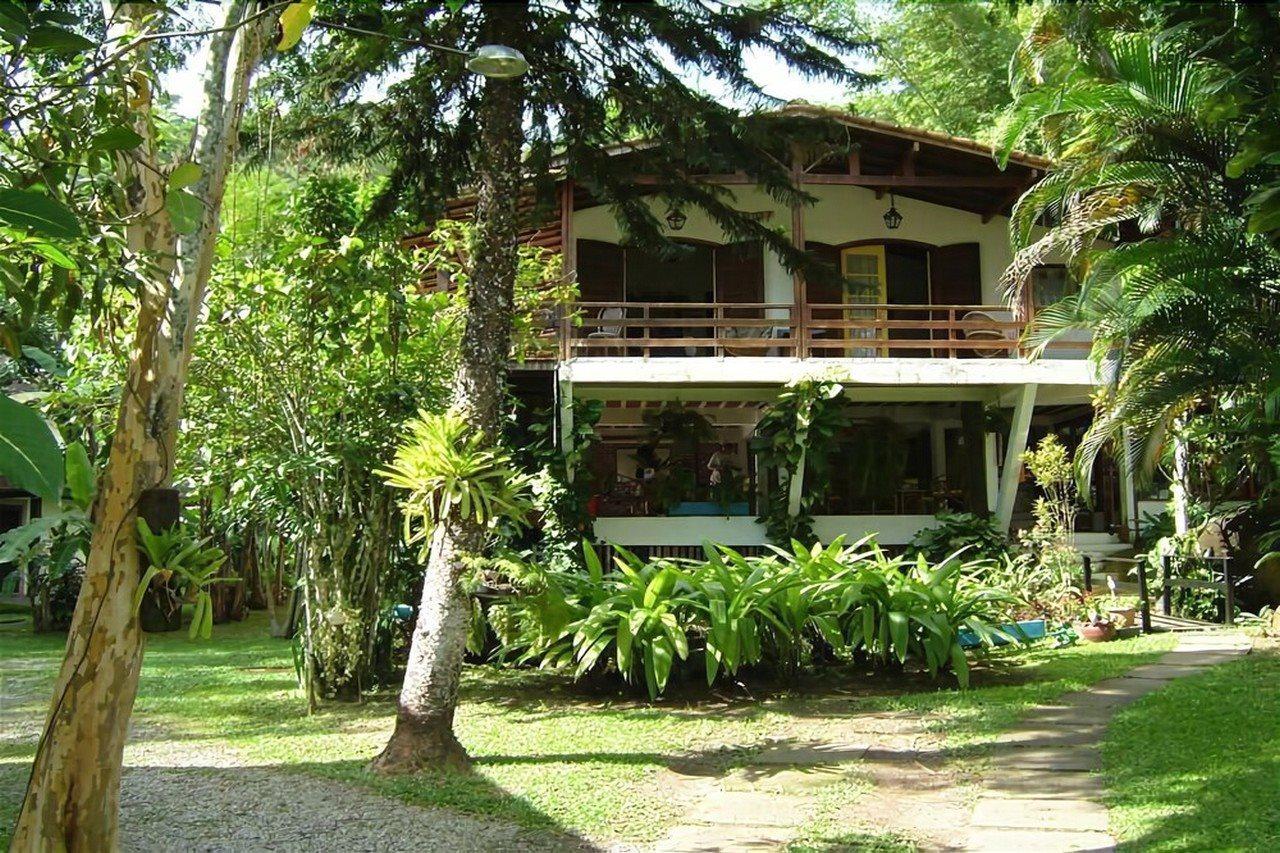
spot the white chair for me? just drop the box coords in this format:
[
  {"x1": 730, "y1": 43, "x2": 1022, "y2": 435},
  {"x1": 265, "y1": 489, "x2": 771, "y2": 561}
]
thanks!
[{"x1": 585, "y1": 306, "x2": 626, "y2": 356}]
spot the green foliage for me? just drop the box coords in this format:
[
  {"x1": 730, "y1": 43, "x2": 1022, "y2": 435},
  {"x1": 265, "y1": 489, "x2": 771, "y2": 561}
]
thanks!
[
  {"x1": 1017, "y1": 435, "x2": 1083, "y2": 604},
  {"x1": 492, "y1": 537, "x2": 1023, "y2": 697},
  {"x1": 381, "y1": 412, "x2": 533, "y2": 556},
  {"x1": 423, "y1": 219, "x2": 576, "y2": 362},
  {"x1": 970, "y1": 551, "x2": 1079, "y2": 623},
  {"x1": 0, "y1": 6, "x2": 150, "y2": 355},
  {"x1": 752, "y1": 377, "x2": 852, "y2": 544},
  {"x1": 803, "y1": 0, "x2": 1031, "y2": 143},
  {"x1": 572, "y1": 544, "x2": 691, "y2": 699},
  {"x1": 999, "y1": 10, "x2": 1280, "y2": 515},
  {"x1": 908, "y1": 512, "x2": 1008, "y2": 564},
  {"x1": 1021, "y1": 435, "x2": 1079, "y2": 542},
  {"x1": 0, "y1": 394, "x2": 63, "y2": 503},
  {"x1": 634, "y1": 403, "x2": 714, "y2": 513},
  {"x1": 133, "y1": 519, "x2": 230, "y2": 640},
  {"x1": 274, "y1": 1, "x2": 871, "y2": 277},
  {"x1": 510, "y1": 397, "x2": 603, "y2": 573},
  {"x1": 181, "y1": 168, "x2": 452, "y2": 699}
]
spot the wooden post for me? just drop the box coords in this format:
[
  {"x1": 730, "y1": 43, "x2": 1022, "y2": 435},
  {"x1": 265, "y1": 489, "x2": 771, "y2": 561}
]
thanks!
[
  {"x1": 1161, "y1": 554, "x2": 1173, "y2": 615},
  {"x1": 1083, "y1": 555, "x2": 1093, "y2": 593},
  {"x1": 558, "y1": 179, "x2": 576, "y2": 361},
  {"x1": 1137, "y1": 557, "x2": 1152, "y2": 633},
  {"x1": 790, "y1": 145, "x2": 808, "y2": 359},
  {"x1": 1223, "y1": 556, "x2": 1235, "y2": 625}
]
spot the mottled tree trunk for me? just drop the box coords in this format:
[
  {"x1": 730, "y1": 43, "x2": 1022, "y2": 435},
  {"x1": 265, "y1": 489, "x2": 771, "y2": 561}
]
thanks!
[
  {"x1": 10, "y1": 4, "x2": 272, "y2": 848},
  {"x1": 371, "y1": 6, "x2": 526, "y2": 774}
]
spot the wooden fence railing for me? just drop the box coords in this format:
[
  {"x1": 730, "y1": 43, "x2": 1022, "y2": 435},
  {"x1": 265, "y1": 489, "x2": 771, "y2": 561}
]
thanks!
[{"x1": 559, "y1": 300, "x2": 1094, "y2": 359}]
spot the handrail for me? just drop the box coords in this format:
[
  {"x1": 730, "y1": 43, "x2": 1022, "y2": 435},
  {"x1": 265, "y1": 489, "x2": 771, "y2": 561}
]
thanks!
[{"x1": 558, "y1": 300, "x2": 1091, "y2": 360}]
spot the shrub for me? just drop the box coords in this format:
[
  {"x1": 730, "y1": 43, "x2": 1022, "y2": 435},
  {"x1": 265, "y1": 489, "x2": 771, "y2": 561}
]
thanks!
[
  {"x1": 489, "y1": 537, "x2": 1024, "y2": 696},
  {"x1": 907, "y1": 512, "x2": 1008, "y2": 563},
  {"x1": 966, "y1": 550, "x2": 1079, "y2": 622}
]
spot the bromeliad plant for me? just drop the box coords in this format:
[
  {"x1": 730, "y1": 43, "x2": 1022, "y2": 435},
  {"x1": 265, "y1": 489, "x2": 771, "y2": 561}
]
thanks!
[
  {"x1": 132, "y1": 519, "x2": 230, "y2": 640},
  {"x1": 380, "y1": 411, "x2": 533, "y2": 557}
]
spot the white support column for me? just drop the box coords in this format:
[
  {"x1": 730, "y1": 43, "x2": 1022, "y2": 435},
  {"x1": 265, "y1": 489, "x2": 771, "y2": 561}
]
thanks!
[
  {"x1": 787, "y1": 446, "x2": 806, "y2": 516},
  {"x1": 558, "y1": 377, "x2": 575, "y2": 481},
  {"x1": 984, "y1": 433, "x2": 999, "y2": 514},
  {"x1": 995, "y1": 383, "x2": 1037, "y2": 532},
  {"x1": 1171, "y1": 424, "x2": 1190, "y2": 535},
  {"x1": 929, "y1": 421, "x2": 947, "y2": 481},
  {"x1": 1118, "y1": 426, "x2": 1139, "y2": 543}
]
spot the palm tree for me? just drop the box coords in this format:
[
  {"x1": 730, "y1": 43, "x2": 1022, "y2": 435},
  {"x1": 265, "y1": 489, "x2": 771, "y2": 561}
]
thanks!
[{"x1": 996, "y1": 16, "x2": 1280, "y2": 494}]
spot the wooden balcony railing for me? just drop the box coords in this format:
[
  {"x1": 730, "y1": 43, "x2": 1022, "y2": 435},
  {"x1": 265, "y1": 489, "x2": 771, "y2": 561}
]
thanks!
[{"x1": 559, "y1": 301, "x2": 1090, "y2": 360}]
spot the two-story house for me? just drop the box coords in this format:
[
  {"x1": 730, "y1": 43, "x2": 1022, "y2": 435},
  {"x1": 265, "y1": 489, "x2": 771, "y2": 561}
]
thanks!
[{"x1": 420, "y1": 105, "x2": 1133, "y2": 557}]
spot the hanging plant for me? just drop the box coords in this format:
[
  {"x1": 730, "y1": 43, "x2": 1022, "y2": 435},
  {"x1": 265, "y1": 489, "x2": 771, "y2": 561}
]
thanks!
[{"x1": 751, "y1": 377, "x2": 852, "y2": 544}]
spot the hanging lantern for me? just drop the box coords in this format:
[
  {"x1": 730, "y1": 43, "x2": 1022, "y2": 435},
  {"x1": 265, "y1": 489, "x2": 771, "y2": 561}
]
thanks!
[
  {"x1": 665, "y1": 206, "x2": 687, "y2": 231},
  {"x1": 883, "y1": 191, "x2": 903, "y2": 230}
]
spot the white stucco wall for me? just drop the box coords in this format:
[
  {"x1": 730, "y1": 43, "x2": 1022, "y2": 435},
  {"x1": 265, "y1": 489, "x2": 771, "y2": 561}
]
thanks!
[
  {"x1": 571, "y1": 185, "x2": 1018, "y2": 305},
  {"x1": 593, "y1": 514, "x2": 939, "y2": 547}
]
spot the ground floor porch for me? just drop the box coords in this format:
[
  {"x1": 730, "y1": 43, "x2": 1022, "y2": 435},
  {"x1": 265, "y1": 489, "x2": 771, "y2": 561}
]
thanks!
[{"x1": 545, "y1": 359, "x2": 1134, "y2": 551}]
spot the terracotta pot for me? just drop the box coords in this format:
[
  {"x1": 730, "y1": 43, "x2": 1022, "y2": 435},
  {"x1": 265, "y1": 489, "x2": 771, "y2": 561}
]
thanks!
[
  {"x1": 1107, "y1": 607, "x2": 1136, "y2": 629},
  {"x1": 1077, "y1": 621, "x2": 1117, "y2": 643}
]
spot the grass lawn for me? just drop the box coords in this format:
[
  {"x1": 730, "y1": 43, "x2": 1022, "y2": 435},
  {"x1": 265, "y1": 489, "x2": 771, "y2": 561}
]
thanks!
[
  {"x1": 2, "y1": 612, "x2": 1176, "y2": 848},
  {"x1": 1103, "y1": 645, "x2": 1280, "y2": 852}
]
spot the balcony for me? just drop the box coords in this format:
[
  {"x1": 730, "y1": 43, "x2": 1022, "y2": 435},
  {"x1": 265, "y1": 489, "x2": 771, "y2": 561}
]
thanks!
[{"x1": 555, "y1": 300, "x2": 1083, "y2": 360}]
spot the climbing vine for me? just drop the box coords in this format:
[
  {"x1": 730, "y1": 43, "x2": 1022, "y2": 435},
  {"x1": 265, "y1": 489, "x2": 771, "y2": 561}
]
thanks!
[{"x1": 751, "y1": 377, "x2": 853, "y2": 544}]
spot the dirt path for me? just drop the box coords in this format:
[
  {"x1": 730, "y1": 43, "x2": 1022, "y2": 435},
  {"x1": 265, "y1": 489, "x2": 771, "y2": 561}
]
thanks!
[
  {"x1": 118, "y1": 762, "x2": 577, "y2": 852},
  {"x1": 650, "y1": 712, "x2": 971, "y2": 851},
  {"x1": 962, "y1": 631, "x2": 1252, "y2": 852}
]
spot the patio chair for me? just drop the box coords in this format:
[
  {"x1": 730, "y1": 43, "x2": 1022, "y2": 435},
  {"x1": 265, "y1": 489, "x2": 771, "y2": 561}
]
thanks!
[
  {"x1": 961, "y1": 309, "x2": 1016, "y2": 358},
  {"x1": 584, "y1": 306, "x2": 626, "y2": 356}
]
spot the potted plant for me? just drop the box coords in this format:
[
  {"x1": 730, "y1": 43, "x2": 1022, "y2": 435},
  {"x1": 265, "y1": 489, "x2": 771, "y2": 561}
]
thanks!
[
  {"x1": 1075, "y1": 609, "x2": 1117, "y2": 643},
  {"x1": 133, "y1": 519, "x2": 231, "y2": 639},
  {"x1": 1104, "y1": 594, "x2": 1139, "y2": 628}
]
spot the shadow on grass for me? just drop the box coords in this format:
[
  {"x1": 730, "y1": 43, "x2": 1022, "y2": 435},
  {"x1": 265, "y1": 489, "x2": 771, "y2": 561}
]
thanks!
[{"x1": 1102, "y1": 650, "x2": 1280, "y2": 852}]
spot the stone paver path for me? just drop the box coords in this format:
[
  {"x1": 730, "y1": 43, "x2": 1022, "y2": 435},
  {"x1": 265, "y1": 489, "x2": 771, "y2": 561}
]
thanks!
[
  {"x1": 652, "y1": 713, "x2": 966, "y2": 852},
  {"x1": 653, "y1": 740, "x2": 864, "y2": 852},
  {"x1": 963, "y1": 631, "x2": 1253, "y2": 852}
]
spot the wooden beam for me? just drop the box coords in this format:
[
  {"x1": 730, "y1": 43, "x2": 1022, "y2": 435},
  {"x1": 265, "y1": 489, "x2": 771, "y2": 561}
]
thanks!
[
  {"x1": 982, "y1": 169, "x2": 1037, "y2": 223},
  {"x1": 800, "y1": 174, "x2": 1029, "y2": 188},
  {"x1": 790, "y1": 145, "x2": 808, "y2": 359},
  {"x1": 900, "y1": 141, "x2": 918, "y2": 177},
  {"x1": 629, "y1": 173, "x2": 1031, "y2": 188},
  {"x1": 559, "y1": 178, "x2": 576, "y2": 274},
  {"x1": 960, "y1": 402, "x2": 989, "y2": 513},
  {"x1": 847, "y1": 144, "x2": 861, "y2": 176}
]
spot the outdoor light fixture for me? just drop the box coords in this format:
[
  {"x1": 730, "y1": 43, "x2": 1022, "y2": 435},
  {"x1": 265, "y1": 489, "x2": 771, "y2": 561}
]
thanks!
[
  {"x1": 665, "y1": 207, "x2": 688, "y2": 231},
  {"x1": 883, "y1": 191, "x2": 903, "y2": 230},
  {"x1": 465, "y1": 44, "x2": 530, "y2": 79}
]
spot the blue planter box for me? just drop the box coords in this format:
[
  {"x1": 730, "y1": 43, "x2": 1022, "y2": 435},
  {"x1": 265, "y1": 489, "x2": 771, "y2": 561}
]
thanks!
[
  {"x1": 668, "y1": 501, "x2": 751, "y2": 517},
  {"x1": 959, "y1": 618, "x2": 1046, "y2": 649}
]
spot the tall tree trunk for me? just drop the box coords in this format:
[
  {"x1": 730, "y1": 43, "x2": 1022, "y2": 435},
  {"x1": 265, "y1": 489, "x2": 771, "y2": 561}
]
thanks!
[
  {"x1": 11, "y1": 4, "x2": 273, "y2": 848},
  {"x1": 371, "y1": 6, "x2": 526, "y2": 774}
]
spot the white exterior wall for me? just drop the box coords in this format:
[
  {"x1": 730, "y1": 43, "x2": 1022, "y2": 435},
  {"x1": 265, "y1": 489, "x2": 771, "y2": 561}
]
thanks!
[
  {"x1": 571, "y1": 185, "x2": 1017, "y2": 304},
  {"x1": 593, "y1": 514, "x2": 937, "y2": 547}
]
